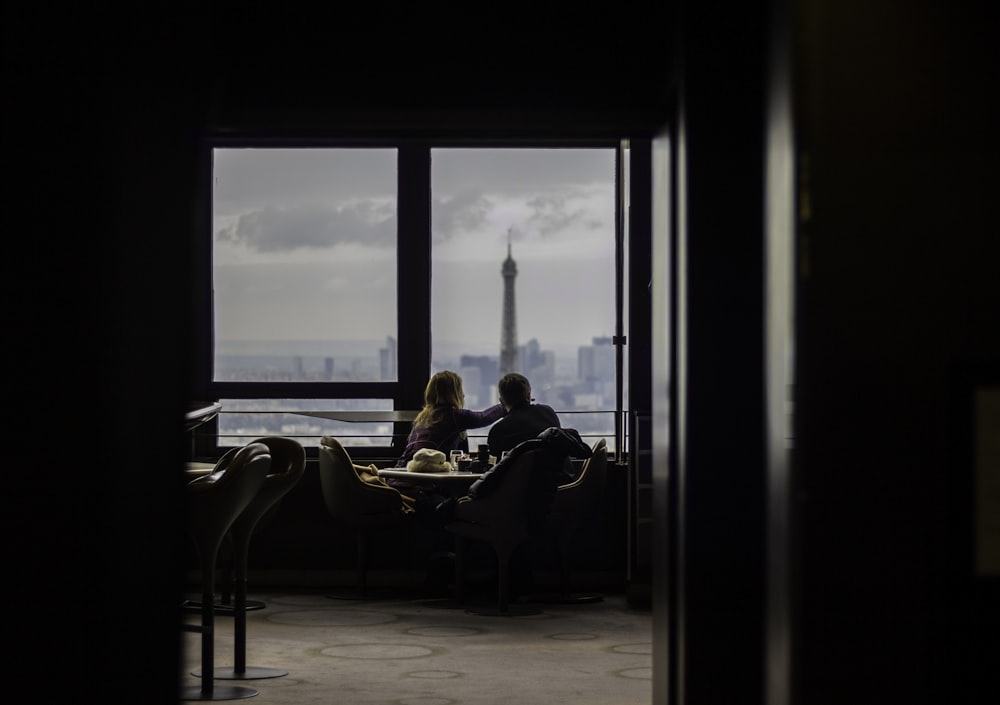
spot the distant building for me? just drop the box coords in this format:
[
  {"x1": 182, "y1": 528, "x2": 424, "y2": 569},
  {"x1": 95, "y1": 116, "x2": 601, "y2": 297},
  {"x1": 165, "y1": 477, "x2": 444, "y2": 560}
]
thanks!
[
  {"x1": 578, "y1": 336, "x2": 615, "y2": 400},
  {"x1": 324, "y1": 357, "x2": 334, "y2": 380},
  {"x1": 520, "y1": 337, "x2": 556, "y2": 398},
  {"x1": 460, "y1": 354, "x2": 499, "y2": 407},
  {"x1": 379, "y1": 336, "x2": 397, "y2": 381}
]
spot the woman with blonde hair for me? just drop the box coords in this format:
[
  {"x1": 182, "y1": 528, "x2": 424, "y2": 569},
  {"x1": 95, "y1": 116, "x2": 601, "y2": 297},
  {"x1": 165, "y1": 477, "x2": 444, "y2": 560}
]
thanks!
[
  {"x1": 394, "y1": 370, "x2": 505, "y2": 468},
  {"x1": 387, "y1": 371, "x2": 505, "y2": 539}
]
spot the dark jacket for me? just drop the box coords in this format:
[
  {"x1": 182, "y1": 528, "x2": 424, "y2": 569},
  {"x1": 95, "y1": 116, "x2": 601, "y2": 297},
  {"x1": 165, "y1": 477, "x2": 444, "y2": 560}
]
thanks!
[
  {"x1": 467, "y1": 426, "x2": 593, "y2": 534},
  {"x1": 487, "y1": 402, "x2": 561, "y2": 457}
]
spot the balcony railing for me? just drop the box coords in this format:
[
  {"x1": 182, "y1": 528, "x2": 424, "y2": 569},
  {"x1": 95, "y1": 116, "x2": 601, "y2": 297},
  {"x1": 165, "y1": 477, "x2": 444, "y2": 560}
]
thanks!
[{"x1": 194, "y1": 402, "x2": 626, "y2": 461}]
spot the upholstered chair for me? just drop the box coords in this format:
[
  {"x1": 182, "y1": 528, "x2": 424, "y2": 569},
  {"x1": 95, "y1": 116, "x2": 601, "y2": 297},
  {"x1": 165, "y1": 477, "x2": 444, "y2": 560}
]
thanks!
[
  {"x1": 445, "y1": 448, "x2": 545, "y2": 615},
  {"x1": 317, "y1": 435, "x2": 414, "y2": 598}
]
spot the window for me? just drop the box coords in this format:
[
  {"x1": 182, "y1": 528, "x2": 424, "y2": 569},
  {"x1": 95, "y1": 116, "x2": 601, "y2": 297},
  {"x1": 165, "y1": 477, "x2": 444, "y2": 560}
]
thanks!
[
  {"x1": 213, "y1": 148, "x2": 398, "y2": 383},
  {"x1": 198, "y1": 141, "x2": 629, "y2": 458},
  {"x1": 431, "y1": 148, "x2": 618, "y2": 449}
]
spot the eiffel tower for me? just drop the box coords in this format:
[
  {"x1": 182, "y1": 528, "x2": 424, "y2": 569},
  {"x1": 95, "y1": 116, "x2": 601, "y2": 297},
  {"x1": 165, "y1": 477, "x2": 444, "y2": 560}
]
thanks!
[{"x1": 499, "y1": 230, "x2": 518, "y2": 375}]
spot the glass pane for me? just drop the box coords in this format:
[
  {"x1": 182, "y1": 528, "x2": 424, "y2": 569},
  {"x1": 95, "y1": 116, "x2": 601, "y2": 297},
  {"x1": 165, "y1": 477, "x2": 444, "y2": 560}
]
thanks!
[
  {"x1": 217, "y1": 399, "x2": 401, "y2": 447},
  {"x1": 212, "y1": 148, "x2": 398, "y2": 381},
  {"x1": 430, "y1": 148, "x2": 617, "y2": 450}
]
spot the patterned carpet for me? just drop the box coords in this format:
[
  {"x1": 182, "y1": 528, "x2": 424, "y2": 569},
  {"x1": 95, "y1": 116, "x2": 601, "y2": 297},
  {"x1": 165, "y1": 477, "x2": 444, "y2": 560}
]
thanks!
[{"x1": 180, "y1": 589, "x2": 652, "y2": 705}]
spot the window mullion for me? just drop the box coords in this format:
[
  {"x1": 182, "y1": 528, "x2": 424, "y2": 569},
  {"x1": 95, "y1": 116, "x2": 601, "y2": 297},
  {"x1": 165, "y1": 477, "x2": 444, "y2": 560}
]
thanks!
[{"x1": 396, "y1": 142, "x2": 432, "y2": 413}]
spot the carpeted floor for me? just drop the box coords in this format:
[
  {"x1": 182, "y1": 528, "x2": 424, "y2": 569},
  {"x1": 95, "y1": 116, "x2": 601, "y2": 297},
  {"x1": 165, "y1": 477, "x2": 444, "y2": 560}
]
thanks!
[{"x1": 180, "y1": 589, "x2": 652, "y2": 705}]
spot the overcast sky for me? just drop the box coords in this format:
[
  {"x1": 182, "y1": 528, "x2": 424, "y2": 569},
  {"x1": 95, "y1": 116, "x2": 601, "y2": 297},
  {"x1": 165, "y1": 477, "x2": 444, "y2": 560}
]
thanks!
[{"x1": 213, "y1": 147, "x2": 617, "y2": 354}]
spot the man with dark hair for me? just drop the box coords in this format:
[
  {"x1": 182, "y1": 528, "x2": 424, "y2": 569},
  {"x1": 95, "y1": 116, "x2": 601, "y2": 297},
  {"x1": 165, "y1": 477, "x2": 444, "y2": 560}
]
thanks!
[
  {"x1": 480, "y1": 373, "x2": 572, "y2": 600},
  {"x1": 487, "y1": 373, "x2": 562, "y2": 457}
]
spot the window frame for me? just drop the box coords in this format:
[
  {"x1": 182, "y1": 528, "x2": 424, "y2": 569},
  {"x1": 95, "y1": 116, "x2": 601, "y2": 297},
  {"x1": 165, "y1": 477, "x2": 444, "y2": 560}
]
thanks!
[{"x1": 190, "y1": 136, "x2": 631, "y2": 462}]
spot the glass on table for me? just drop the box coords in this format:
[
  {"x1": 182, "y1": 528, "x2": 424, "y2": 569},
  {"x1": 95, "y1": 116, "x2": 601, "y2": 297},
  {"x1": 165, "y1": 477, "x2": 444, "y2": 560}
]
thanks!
[{"x1": 449, "y1": 450, "x2": 463, "y2": 473}]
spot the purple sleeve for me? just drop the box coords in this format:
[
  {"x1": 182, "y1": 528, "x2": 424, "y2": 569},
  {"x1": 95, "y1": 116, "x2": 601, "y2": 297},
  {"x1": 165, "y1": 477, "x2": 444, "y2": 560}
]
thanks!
[{"x1": 453, "y1": 404, "x2": 505, "y2": 430}]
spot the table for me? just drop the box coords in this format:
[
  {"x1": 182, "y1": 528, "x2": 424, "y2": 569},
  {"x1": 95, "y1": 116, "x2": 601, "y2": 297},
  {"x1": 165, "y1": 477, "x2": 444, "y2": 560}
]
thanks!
[
  {"x1": 377, "y1": 468, "x2": 483, "y2": 487},
  {"x1": 377, "y1": 468, "x2": 488, "y2": 498}
]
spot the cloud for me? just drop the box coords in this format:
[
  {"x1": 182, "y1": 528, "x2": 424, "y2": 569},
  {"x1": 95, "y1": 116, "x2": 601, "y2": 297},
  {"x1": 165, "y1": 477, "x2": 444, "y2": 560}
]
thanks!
[
  {"x1": 216, "y1": 200, "x2": 395, "y2": 251},
  {"x1": 525, "y1": 193, "x2": 589, "y2": 236},
  {"x1": 433, "y1": 191, "x2": 493, "y2": 240},
  {"x1": 214, "y1": 148, "x2": 397, "y2": 209},
  {"x1": 433, "y1": 148, "x2": 614, "y2": 195},
  {"x1": 214, "y1": 148, "x2": 614, "y2": 253},
  {"x1": 433, "y1": 185, "x2": 610, "y2": 247}
]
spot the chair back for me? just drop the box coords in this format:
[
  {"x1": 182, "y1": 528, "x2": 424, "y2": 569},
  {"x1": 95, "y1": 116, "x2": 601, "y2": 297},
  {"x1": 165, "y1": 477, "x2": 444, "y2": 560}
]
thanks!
[
  {"x1": 551, "y1": 438, "x2": 608, "y2": 527},
  {"x1": 186, "y1": 441, "x2": 272, "y2": 545},
  {"x1": 317, "y1": 435, "x2": 409, "y2": 526},
  {"x1": 449, "y1": 448, "x2": 541, "y2": 535},
  {"x1": 232, "y1": 436, "x2": 307, "y2": 535}
]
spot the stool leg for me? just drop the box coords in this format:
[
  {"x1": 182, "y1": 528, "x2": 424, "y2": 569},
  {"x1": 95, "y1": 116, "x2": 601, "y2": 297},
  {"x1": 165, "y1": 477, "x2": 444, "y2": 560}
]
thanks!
[
  {"x1": 230, "y1": 531, "x2": 287, "y2": 678},
  {"x1": 203, "y1": 528, "x2": 288, "y2": 681},
  {"x1": 199, "y1": 544, "x2": 217, "y2": 698},
  {"x1": 232, "y1": 538, "x2": 248, "y2": 675},
  {"x1": 182, "y1": 539, "x2": 259, "y2": 700},
  {"x1": 220, "y1": 539, "x2": 233, "y2": 608}
]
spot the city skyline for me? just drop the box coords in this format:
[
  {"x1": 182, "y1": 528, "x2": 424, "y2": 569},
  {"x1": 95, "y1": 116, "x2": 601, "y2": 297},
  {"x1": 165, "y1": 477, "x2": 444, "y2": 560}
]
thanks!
[
  {"x1": 214, "y1": 335, "x2": 615, "y2": 383},
  {"x1": 214, "y1": 332, "x2": 620, "y2": 450}
]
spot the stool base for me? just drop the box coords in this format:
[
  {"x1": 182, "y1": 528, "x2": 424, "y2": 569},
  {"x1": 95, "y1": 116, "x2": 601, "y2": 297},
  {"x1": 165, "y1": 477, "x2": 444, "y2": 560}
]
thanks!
[
  {"x1": 193, "y1": 666, "x2": 288, "y2": 680},
  {"x1": 464, "y1": 604, "x2": 544, "y2": 617},
  {"x1": 183, "y1": 599, "x2": 267, "y2": 614},
  {"x1": 180, "y1": 684, "x2": 258, "y2": 700}
]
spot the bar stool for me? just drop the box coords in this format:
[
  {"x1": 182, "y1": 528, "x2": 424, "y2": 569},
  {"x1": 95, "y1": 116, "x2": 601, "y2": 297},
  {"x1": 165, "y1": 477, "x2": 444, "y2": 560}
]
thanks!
[
  {"x1": 193, "y1": 436, "x2": 305, "y2": 681},
  {"x1": 181, "y1": 442, "x2": 271, "y2": 701}
]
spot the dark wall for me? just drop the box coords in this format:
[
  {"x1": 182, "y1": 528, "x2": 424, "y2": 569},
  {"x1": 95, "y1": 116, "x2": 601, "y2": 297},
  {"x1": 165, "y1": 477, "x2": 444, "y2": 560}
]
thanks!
[
  {"x1": 670, "y1": 2, "x2": 769, "y2": 703},
  {"x1": 8, "y1": 7, "x2": 210, "y2": 702},
  {"x1": 657, "y1": 1, "x2": 998, "y2": 704},
  {"x1": 793, "y1": 1, "x2": 999, "y2": 703},
  {"x1": 205, "y1": 4, "x2": 676, "y2": 137}
]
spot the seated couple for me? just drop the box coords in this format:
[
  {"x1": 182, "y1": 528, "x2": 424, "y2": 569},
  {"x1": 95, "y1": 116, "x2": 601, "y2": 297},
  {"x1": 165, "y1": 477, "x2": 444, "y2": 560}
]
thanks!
[{"x1": 386, "y1": 370, "x2": 570, "y2": 518}]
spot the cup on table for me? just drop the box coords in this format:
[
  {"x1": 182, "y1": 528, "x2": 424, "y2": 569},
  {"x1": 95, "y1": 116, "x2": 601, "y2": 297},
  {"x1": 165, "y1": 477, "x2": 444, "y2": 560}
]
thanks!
[
  {"x1": 477, "y1": 444, "x2": 490, "y2": 465},
  {"x1": 449, "y1": 450, "x2": 463, "y2": 473}
]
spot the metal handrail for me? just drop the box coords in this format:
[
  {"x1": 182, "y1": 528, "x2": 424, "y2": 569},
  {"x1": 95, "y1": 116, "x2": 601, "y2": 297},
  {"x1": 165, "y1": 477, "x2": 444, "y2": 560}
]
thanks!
[{"x1": 202, "y1": 406, "x2": 627, "y2": 458}]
